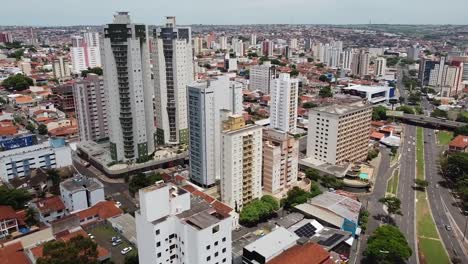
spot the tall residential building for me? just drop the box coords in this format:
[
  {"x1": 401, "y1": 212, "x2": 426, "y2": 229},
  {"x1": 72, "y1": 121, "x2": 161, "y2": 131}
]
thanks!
[
  {"x1": 0, "y1": 32, "x2": 13, "y2": 43},
  {"x1": 250, "y1": 33, "x2": 257, "y2": 46},
  {"x1": 187, "y1": 76, "x2": 242, "y2": 187},
  {"x1": 153, "y1": 16, "x2": 194, "y2": 145},
  {"x1": 307, "y1": 101, "x2": 372, "y2": 165},
  {"x1": 269, "y1": 73, "x2": 299, "y2": 133},
  {"x1": 219, "y1": 36, "x2": 228, "y2": 50},
  {"x1": 419, "y1": 58, "x2": 438, "y2": 86},
  {"x1": 73, "y1": 74, "x2": 108, "y2": 142},
  {"x1": 375, "y1": 57, "x2": 386, "y2": 77},
  {"x1": 407, "y1": 45, "x2": 420, "y2": 61},
  {"x1": 193, "y1": 36, "x2": 203, "y2": 55},
  {"x1": 351, "y1": 50, "x2": 370, "y2": 77},
  {"x1": 289, "y1": 38, "x2": 298, "y2": 50},
  {"x1": 249, "y1": 61, "x2": 276, "y2": 93},
  {"x1": 261, "y1": 40, "x2": 273, "y2": 57},
  {"x1": 70, "y1": 32, "x2": 101, "y2": 73},
  {"x1": 262, "y1": 128, "x2": 299, "y2": 195},
  {"x1": 102, "y1": 12, "x2": 155, "y2": 161},
  {"x1": 52, "y1": 56, "x2": 71, "y2": 80},
  {"x1": 136, "y1": 182, "x2": 232, "y2": 264},
  {"x1": 221, "y1": 115, "x2": 262, "y2": 211},
  {"x1": 304, "y1": 38, "x2": 312, "y2": 51},
  {"x1": 342, "y1": 49, "x2": 354, "y2": 70},
  {"x1": 231, "y1": 38, "x2": 244, "y2": 57}
]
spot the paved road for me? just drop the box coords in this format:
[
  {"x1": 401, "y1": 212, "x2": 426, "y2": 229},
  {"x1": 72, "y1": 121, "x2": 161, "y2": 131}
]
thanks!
[
  {"x1": 424, "y1": 128, "x2": 468, "y2": 262},
  {"x1": 395, "y1": 124, "x2": 417, "y2": 264},
  {"x1": 355, "y1": 147, "x2": 394, "y2": 263}
]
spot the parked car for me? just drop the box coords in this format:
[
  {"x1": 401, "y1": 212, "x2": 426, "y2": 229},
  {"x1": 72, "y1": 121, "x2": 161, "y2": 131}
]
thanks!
[
  {"x1": 88, "y1": 233, "x2": 95, "y2": 239},
  {"x1": 445, "y1": 225, "x2": 452, "y2": 231},
  {"x1": 121, "y1": 247, "x2": 133, "y2": 255},
  {"x1": 115, "y1": 201, "x2": 122, "y2": 208},
  {"x1": 112, "y1": 239, "x2": 122, "y2": 246}
]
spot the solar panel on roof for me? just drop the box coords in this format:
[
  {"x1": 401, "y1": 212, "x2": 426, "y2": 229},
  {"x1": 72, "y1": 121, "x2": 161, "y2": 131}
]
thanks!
[
  {"x1": 318, "y1": 233, "x2": 344, "y2": 246},
  {"x1": 293, "y1": 223, "x2": 317, "y2": 238}
]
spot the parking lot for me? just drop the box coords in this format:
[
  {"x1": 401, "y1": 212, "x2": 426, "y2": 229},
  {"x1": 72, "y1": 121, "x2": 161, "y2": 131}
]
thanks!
[{"x1": 85, "y1": 223, "x2": 136, "y2": 264}]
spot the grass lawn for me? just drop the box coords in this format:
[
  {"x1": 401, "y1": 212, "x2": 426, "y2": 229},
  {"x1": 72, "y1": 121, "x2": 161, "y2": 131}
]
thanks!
[
  {"x1": 418, "y1": 237, "x2": 450, "y2": 264},
  {"x1": 437, "y1": 131, "x2": 453, "y2": 145},
  {"x1": 415, "y1": 127, "x2": 450, "y2": 264},
  {"x1": 386, "y1": 169, "x2": 399, "y2": 196}
]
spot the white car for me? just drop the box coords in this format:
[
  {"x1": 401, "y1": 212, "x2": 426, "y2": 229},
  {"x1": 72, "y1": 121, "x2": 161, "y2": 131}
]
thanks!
[
  {"x1": 88, "y1": 233, "x2": 95, "y2": 239},
  {"x1": 121, "y1": 247, "x2": 133, "y2": 255},
  {"x1": 115, "y1": 201, "x2": 122, "y2": 208}
]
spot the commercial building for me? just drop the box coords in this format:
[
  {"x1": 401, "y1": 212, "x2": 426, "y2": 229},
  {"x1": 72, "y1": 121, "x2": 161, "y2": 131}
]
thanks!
[
  {"x1": 269, "y1": 73, "x2": 299, "y2": 133},
  {"x1": 73, "y1": 74, "x2": 108, "y2": 142},
  {"x1": 221, "y1": 115, "x2": 263, "y2": 211},
  {"x1": 342, "y1": 84, "x2": 395, "y2": 104},
  {"x1": 249, "y1": 61, "x2": 276, "y2": 93},
  {"x1": 262, "y1": 128, "x2": 299, "y2": 195},
  {"x1": 419, "y1": 58, "x2": 438, "y2": 86},
  {"x1": 0, "y1": 139, "x2": 72, "y2": 182},
  {"x1": 307, "y1": 101, "x2": 372, "y2": 165},
  {"x1": 70, "y1": 32, "x2": 101, "y2": 73},
  {"x1": 59, "y1": 176, "x2": 105, "y2": 213},
  {"x1": 52, "y1": 56, "x2": 71, "y2": 80},
  {"x1": 375, "y1": 57, "x2": 386, "y2": 77},
  {"x1": 136, "y1": 182, "x2": 232, "y2": 264},
  {"x1": 102, "y1": 12, "x2": 155, "y2": 161},
  {"x1": 187, "y1": 76, "x2": 243, "y2": 187},
  {"x1": 153, "y1": 16, "x2": 194, "y2": 145}
]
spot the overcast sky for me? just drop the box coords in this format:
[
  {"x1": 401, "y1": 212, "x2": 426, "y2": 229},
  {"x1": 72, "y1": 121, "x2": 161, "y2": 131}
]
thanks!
[{"x1": 2, "y1": 0, "x2": 468, "y2": 26}]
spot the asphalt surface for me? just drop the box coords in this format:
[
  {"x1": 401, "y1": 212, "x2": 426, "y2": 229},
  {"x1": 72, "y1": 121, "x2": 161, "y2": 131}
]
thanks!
[
  {"x1": 424, "y1": 128, "x2": 468, "y2": 262},
  {"x1": 396, "y1": 124, "x2": 417, "y2": 264}
]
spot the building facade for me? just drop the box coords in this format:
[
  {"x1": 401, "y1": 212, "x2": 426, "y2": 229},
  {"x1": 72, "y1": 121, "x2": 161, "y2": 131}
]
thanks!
[
  {"x1": 70, "y1": 32, "x2": 102, "y2": 73},
  {"x1": 136, "y1": 182, "x2": 232, "y2": 264},
  {"x1": 60, "y1": 176, "x2": 105, "y2": 213},
  {"x1": 187, "y1": 76, "x2": 243, "y2": 187},
  {"x1": 221, "y1": 115, "x2": 262, "y2": 211},
  {"x1": 153, "y1": 16, "x2": 194, "y2": 145},
  {"x1": 307, "y1": 102, "x2": 372, "y2": 165},
  {"x1": 52, "y1": 56, "x2": 71, "y2": 80},
  {"x1": 375, "y1": 57, "x2": 386, "y2": 77},
  {"x1": 262, "y1": 128, "x2": 299, "y2": 195},
  {"x1": 249, "y1": 62, "x2": 276, "y2": 93},
  {"x1": 102, "y1": 12, "x2": 155, "y2": 161},
  {"x1": 73, "y1": 75, "x2": 108, "y2": 142},
  {"x1": 269, "y1": 73, "x2": 299, "y2": 133}
]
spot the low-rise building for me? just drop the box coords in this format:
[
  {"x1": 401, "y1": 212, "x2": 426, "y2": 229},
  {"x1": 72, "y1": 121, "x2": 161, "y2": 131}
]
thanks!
[
  {"x1": 0, "y1": 205, "x2": 20, "y2": 238},
  {"x1": 32, "y1": 196, "x2": 66, "y2": 224},
  {"x1": 342, "y1": 84, "x2": 395, "y2": 104},
  {"x1": 75, "y1": 200, "x2": 123, "y2": 225},
  {"x1": 449, "y1": 135, "x2": 468, "y2": 153},
  {"x1": 60, "y1": 176, "x2": 105, "y2": 213}
]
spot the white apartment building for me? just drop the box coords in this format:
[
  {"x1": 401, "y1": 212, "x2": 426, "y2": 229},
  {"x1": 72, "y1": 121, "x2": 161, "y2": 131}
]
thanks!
[
  {"x1": 73, "y1": 74, "x2": 108, "y2": 142},
  {"x1": 289, "y1": 38, "x2": 298, "y2": 50},
  {"x1": 52, "y1": 56, "x2": 71, "y2": 80},
  {"x1": 219, "y1": 36, "x2": 228, "y2": 50},
  {"x1": 375, "y1": 57, "x2": 387, "y2": 77},
  {"x1": 249, "y1": 61, "x2": 275, "y2": 93},
  {"x1": 221, "y1": 115, "x2": 263, "y2": 211},
  {"x1": 231, "y1": 38, "x2": 244, "y2": 57},
  {"x1": 262, "y1": 128, "x2": 299, "y2": 195},
  {"x1": 60, "y1": 176, "x2": 105, "y2": 213},
  {"x1": 193, "y1": 36, "x2": 203, "y2": 55},
  {"x1": 153, "y1": 16, "x2": 194, "y2": 145},
  {"x1": 269, "y1": 73, "x2": 299, "y2": 133},
  {"x1": 261, "y1": 40, "x2": 273, "y2": 57},
  {"x1": 70, "y1": 32, "x2": 101, "y2": 73},
  {"x1": 136, "y1": 182, "x2": 232, "y2": 264},
  {"x1": 307, "y1": 102, "x2": 372, "y2": 165},
  {"x1": 102, "y1": 12, "x2": 155, "y2": 161},
  {"x1": 342, "y1": 49, "x2": 355, "y2": 70},
  {"x1": 250, "y1": 34, "x2": 257, "y2": 46},
  {"x1": 187, "y1": 76, "x2": 242, "y2": 187},
  {"x1": 0, "y1": 140, "x2": 72, "y2": 182}
]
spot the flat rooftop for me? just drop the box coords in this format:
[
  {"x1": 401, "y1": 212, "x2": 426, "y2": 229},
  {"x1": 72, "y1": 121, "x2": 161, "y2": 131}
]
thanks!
[
  {"x1": 343, "y1": 84, "x2": 390, "y2": 94},
  {"x1": 177, "y1": 195, "x2": 226, "y2": 230},
  {"x1": 60, "y1": 176, "x2": 103, "y2": 192},
  {"x1": 244, "y1": 227, "x2": 299, "y2": 260},
  {"x1": 311, "y1": 101, "x2": 370, "y2": 116}
]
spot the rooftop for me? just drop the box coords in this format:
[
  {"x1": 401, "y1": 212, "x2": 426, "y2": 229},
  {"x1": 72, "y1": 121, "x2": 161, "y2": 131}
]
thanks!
[
  {"x1": 343, "y1": 84, "x2": 390, "y2": 94},
  {"x1": 0, "y1": 242, "x2": 29, "y2": 264},
  {"x1": 75, "y1": 201, "x2": 123, "y2": 221},
  {"x1": 308, "y1": 192, "x2": 361, "y2": 223},
  {"x1": 244, "y1": 227, "x2": 299, "y2": 260},
  {"x1": 267, "y1": 242, "x2": 332, "y2": 264},
  {"x1": 449, "y1": 135, "x2": 468, "y2": 149},
  {"x1": 35, "y1": 196, "x2": 65, "y2": 215},
  {"x1": 60, "y1": 175, "x2": 103, "y2": 193},
  {"x1": 311, "y1": 101, "x2": 370, "y2": 116}
]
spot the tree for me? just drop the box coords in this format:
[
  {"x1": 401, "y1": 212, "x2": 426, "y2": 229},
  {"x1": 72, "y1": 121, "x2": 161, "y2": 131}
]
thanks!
[
  {"x1": 299, "y1": 53, "x2": 305, "y2": 57},
  {"x1": 320, "y1": 176, "x2": 344, "y2": 190},
  {"x1": 396, "y1": 105, "x2": 415, "y2": 114},
  {"x1": 386, "y1": 57, "x2": 400, "y2": 67},
  {"x1": 310, "y1": 182, "x2": 322, "y2": 197},
  {"x1": 408, "y1": 69, "x2": 418, "y2": 77},
  {"x1": 388, "y1": 98, "x2": 398, "y2": 110},
  {"x1": 25, "y1": 207, "x2": 38, "y2": 226},
  {"x1": 379, "y1": 196, "x2": 402, "y2": 217},
  {"x1": 1, "y1": 74, "x2": 34, "y2": 91},
  {"x1": 307, "y1": 57, "x2": 314, "y2": 63},
  {"x1": 81, "y1": 67, "x2": 103, "y2": 77},
  {"x1": 239, "y1": 197, "x2": 277, "y2": 226},
  {"x1": 364, "y1": 225, "x2": 412, "y2": 263},
  {"x1": 125, "y1": 253, "x2": 139, "y2": 264},
  {"x1": 398, "y1": 96, "x2": 405, "y2": 104},
  {"x1": 456, "y1": 113, "x2": 468, "y2": 123},
  {"x1": 26, "y1": 122, "x2": 36, "y2": 133},
  {"x1": 290, "y1": 69, "x2": 299, "y2": 77},
  {"x1": 7, "y1": 49, "x2": 25, "y2": 60},
  {"x1": 302, "y1": 102, "x2": 318, "y2": 109},
  {"x1": 372, "y1": 106, "x2": 387, "y2": 121},
  {"x1": 367, "y1": 148, "x2": 380, "y2": 161},
  {"x1": 261, "y1": 195, "x2": 279, "y2": 211},
  {"x1": 430, "y1": 109, "x2": 448, "y2": 118},
  {"x1": 407, "y1": 94, "x2": 420, "y2": 105},
  {"x1": 0, "y1": 186, "x2": 32, "y2": 209},
  {"x1": 38, "y1": 124, "x2": 48, "y2": 135},
  {"x1": 37, "y1": 235, "x2": 98, "y2": 264},
  {"x1": 414, "y1": 179, "x2": 429, "y2": 190},
  {"x1": 318, "y1": 75, "x2": 328, "y2": 82},
  {"x1": 318, "y1": 86, "x2": 333, "y2": 98},
  {"x1": 454, "y1": 125, "x2": 468, "y2": 137},
  {"x1": 358, "y1": 209, "x2": 369, "y2": 232},
  {"x1": 128, "y1": 173, "x2": 162, "y2": 196},
  {"x1": 305, "y1": 168, "x2": 321, "y2": 181},
  {"x1": 281, "y1": 187, "x2": 312, "y2": 209}
]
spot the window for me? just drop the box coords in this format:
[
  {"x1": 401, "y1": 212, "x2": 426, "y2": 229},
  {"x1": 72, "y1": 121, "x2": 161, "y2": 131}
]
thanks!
[
  {"x1": 215, "y1": 252, "x2": 219, "y2": 257},
  {"x1": 157, "y1": 253, "x2": 161, "y2": 257},
  {"x1": 206, "y1": 245, "x2": 210, "y2": 250},
  {"x1": 222, "y1": 258, "x2": 226, "y2": 263},
  {"x1": 222, "y1": 248, "x2": 226, "y2": 253},
  {"x1": 212, "y1": 225, "x2": 219, "y2": 234},
  {"x1": 207, "y1": 256, "x2": 211, "y2": 261},
  {"x1": 214, "y1": 241, "x2": 218, "y2": 246},
  {"x1": 157, "y1": 242, "x2": 161, "y2": 247},
  {"x1": 156, "y1": 229, "x2": 160, "y2": 235}
]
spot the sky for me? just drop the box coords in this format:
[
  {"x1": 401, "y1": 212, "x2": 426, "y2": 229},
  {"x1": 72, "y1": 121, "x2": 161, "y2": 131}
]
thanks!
[{"x1": 2, "y1": 0, "x2": 468, "y2": 26}]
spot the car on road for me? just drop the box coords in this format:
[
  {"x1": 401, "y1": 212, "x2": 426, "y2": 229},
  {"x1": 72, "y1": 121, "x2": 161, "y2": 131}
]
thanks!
[
  {"x1": 445, "y1": 225, "x2": 452, "y2": 231},
  {"x1": 121, "y1": 247, "x2": 133, "y2": 255}
]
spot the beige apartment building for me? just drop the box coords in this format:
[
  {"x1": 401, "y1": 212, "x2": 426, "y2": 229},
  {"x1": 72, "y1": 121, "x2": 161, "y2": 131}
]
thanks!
[
  {"x1": 307, "y1": 101, "x2": 372, "y2": 165},
  {"x1": 221, "y1": 114, "x2": 263, "y2": 211},
  {"x1": 262, "y1": 128, "x2": 299, "y2": 195}
]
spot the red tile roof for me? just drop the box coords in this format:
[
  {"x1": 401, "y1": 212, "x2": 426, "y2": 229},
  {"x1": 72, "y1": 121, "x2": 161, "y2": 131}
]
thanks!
[
  {"x1": 370, "y1": 132, "x2": 385, "y2": 140},
  {"x1": 379, "y1": 126, "x2": 394, "y2": 133},
  {"x1": 35, "y1": 196, "x2": 65, "y2": 215},
  {"x1": 75, "y1": 201, "x2": 123, "y2": 222},
  {"x1": 0, "y1": 125, "x2": 18, "y2": 136},
  {"x1": 181, "y1": 185, "x2": 233, "y2": 217},
  {"x1": 449, "y1": 135, "x2": 468, "y2": 149},
  {"x1": 0, "y1": 242, "x2": 29, "y2": 264},
  {"x1": 371, "y1": 121, "x2": 385, "y2": 127},
  {"x1": 48, "y1": 126, "x2": 77, "y2": 137},
  {"x1": 267, "y1": 242, "x2": 331, "y2": 264},
  {"x1": 0, "y1": 205, "x2": 17, "y2": 221}
]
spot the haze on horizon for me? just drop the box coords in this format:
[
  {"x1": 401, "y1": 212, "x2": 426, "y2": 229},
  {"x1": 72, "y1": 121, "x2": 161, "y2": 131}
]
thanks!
[{"x1": 1, "y1": 0, "x2": 468, "y2": 26}]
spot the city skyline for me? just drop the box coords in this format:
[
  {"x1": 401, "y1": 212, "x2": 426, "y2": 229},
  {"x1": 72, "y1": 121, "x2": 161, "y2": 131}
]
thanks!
[{"x1": 1, "y1": 0, "x2": 468, "y2": 26}]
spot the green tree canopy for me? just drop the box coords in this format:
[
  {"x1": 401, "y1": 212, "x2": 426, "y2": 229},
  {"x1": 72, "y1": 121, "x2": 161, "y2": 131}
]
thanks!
[
  {"x1": 318, "y1": 75, "x2": 328, "y2": 82},
  {"x1": 430, "y1": 109, "x2": 448, "y2": 118},
  {"x1": 282, "y1": 186, "x2": 313, "y2": 209},
  {"x1": 305, "y1": 168, "x2": 321, "y2": 181},
  {"x1": 26, "y1": 122, "x2": 36, "y2": 133},
  {"x1": 303, "y1": 102, "x2": 318, "y2": 109},
  {"x1": 1, "y1": 74, "x2": 34, "y2": 91},
  {"x1": 364, "y1": 225, "x2": 412, "y2": 263},
  {"x1": 37, "y1": 235, "x2": 98, "y2": 264},
  {"x1": 38, "y1": 124, "x2": 48, "y2": 135},
  {"x1": 414, "y1": 179, "x2": 429, "y2": 190},
  {"x1": 320, "y1": 176, "x2": 344, "y2": 190},
  {"x1": 454, "y1": 125, "x2": 468, "y2": 137},
  {"x1": 239, "y1": 196, "x2": 278, "y2": 226},
  {"x1": 125, "y1": 253, "x2": 139, "y2": 264},
  {"x1": 129, "y1": 173, "x2": 162, "y2": 196},
  {"x1": 81, "y1": 67, "x2": 103, "y2": 77},
  {"x1": 372, "y1": 106, "x2": 388, "y2": 121},
  {"x1": 0, "y1": 186, "x2": 31, "y2": 209},
  {"x1": 379, "y1": 196, "x2": 402, "y2": 216},
  {"x1": 396, "y1": 105, "x2": 415, "y2": 114},
  {"x1": 318, "y1": 86, "x2": 333, "y2": 98}
]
